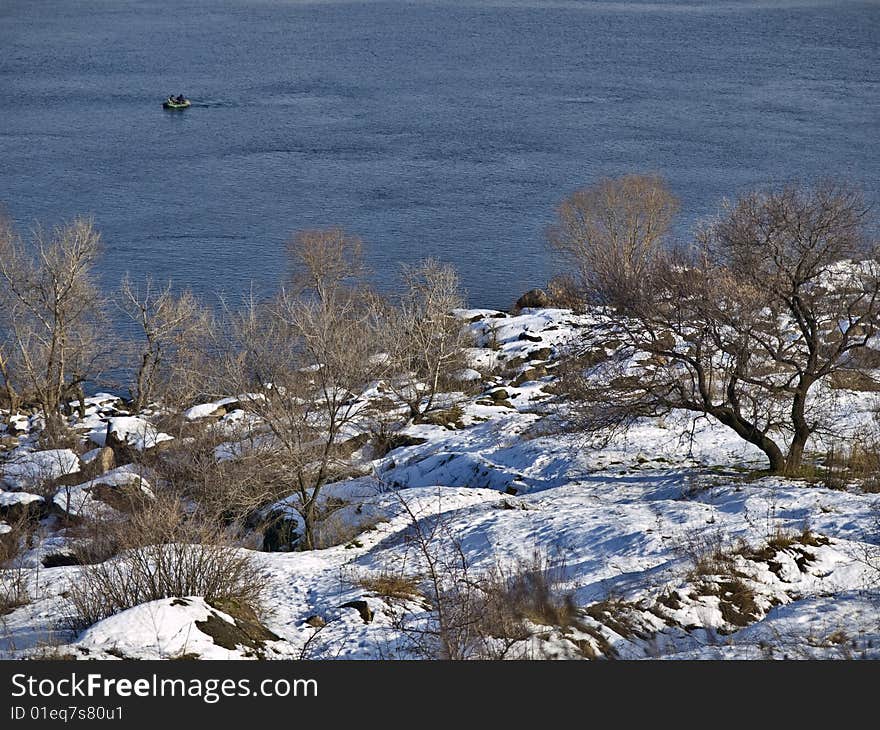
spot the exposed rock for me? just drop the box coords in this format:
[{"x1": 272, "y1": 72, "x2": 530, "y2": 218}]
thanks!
[
  {"x1": 340, "y1": 599, "x2": 374, "y2": 624},
  {"x1": 374, "y1": 433, "x2": 428, "y2": 458},
  {"x1": 518, "y1": 331, "x2": 543, "y2": 342},
  {"x1": 0, "y1": 492, "x2": 46, "y2": 523},
  {"x1": 0, "y1": 525, "x2": 16, "y2": 556},
  {"x1": 41, "y1": 552, "x2": 80, "y2": 568},
  {"x1": 305, "y1": 615, "x2": 327, "y2": 628},
  {"x1": 513, "y1": 365, "x2": 547, "y2": 386},
  {"x1": 528, "y1": 347, "x2": 553, "y2": 361},
  {"x1": 514, "y1": 289, "x2": 551, "y2": 311},
  {"x1": 262, "y1": 510, "x2": 302, "y2": 552},
  {"x1": 200, "y1": 598, "x2": 280, "y2": 653},
  {"x1": 6, "y1": 415, "x2": 29, "y2": 435},
  {"x1": 80, "y1": 447, "x2": 115, "y2": 479}
]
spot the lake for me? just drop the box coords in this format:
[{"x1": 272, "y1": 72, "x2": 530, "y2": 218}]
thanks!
[{"x1": 1, "y1": 0, "x2": 878, "y2": 309}]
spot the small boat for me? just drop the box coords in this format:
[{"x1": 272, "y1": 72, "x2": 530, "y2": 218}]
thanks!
[{"x1": 162, "y1": 95, "x2": 191, "y2": 110}]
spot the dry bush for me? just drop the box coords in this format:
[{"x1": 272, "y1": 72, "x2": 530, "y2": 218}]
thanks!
[
  {"x1": 217, "y1": 227, "x2": 388, "y2": 550},
  {"x1": 66, "y1": 494, "x2": 265, "y2": 631},
  {"x1": 116, "y1": 276, "x2": 212, "y2": 413},
  {"x1": 821, "y1": 438, "x2": 880, "y2": 493},
  {"x1": 378, "y1": 259, "x2": 471, "y2": 421},
  {"x1": 0, "y1": 514, "x2": 34, "y2": 615},
  {"x1": 546, "y1": 273, "x2": 587, "y2": 312},
  {"x1": 0, "y1": 216, "x2": 109, "y2": 443},
  {"x1": 136, "y1": 426, "x2": 289, "y2": 530},
  {"x1": 408, "y1": 550, "x2": 578, "y2": 660},
  {"x1": 478, "y1": 552, "x2": 578, "y2": 633},
  {"x1": 547, "y1": 173, "x2": 678, "y2": 307},
  {"x1": 674, "y1": 528, "x2": 747, "y2": 580},
  {"x1": 391, "y1": 492, "x2": 578, "y2": 659},
  {"x1": 358, "y1": 571, "x2": 423, "y2": 601}
]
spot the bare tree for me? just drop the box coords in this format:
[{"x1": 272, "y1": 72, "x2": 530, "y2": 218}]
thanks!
[
  {"x1": 562, "y1": 181, "x2": 880, "y2": 475},
  {"x1": 380, "y1": 259, "x2": 470, "y2": 421},
  {"x1": 221, "y1": 228, "x2": 385, "y2": 549},
  {"x1": 0, "y1": 216, "x2": 106, "y2": 441},
  {"x1": 117, "y1": 276, "x2": 209, "y2": 412},
  {"x1": 287, "y1": 227, "x2": 366, "y2": 302},
  {"x1": 547, "y1": 174, "x2": 679, "y2": 306}
]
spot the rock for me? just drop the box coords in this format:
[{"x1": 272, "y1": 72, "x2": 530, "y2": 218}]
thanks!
[
  {"x1": 514, "y1": 289, "x2": 551, "y2": 311},
  {"x1": 262, "y1": 510, "x2": 302, "y2": 552},
  {"x1": 98, "y1": 417, "x2": 174, "y2": 455},
  {"x1": 81, "y1": 447, "x2": 115, "y2": 479},
  {"x1": 104, "y1": 422, "x2": 128, "y2": 451},
  {"x1": 374, "y1": 433, "x2": 428, "y2": 458},
  {"x1": 518, "y1": 332, "x2": 543, "y2": 342},
  {"x1": 488, "y1": 388, "x2": 509, "y2": 402},
  {"x1": 200, "y1": 598, "x2": 280, "y2": 652},
  {"x1": 0, "y1": 525, "x2": 16, "y2": 556},
  {"x1": 305, "y1": 615, "x2": 327, "y2": 628},
  {"x1": 513, "y1": 365, "x2": 547, "y2": 386},
  {"x1": 340, "y1": 600, "x2": 374, "y2": 624},
  {"x1": 0, "y1": 492, "x2": 46, "y2": 523},
  {"x1": 6, "y1": 415, "x2": 29, "y2": 435},
  {"x1": 528, "y1": 347, "x2": 553, "y2": 361},
  {"x1": 655, "y1": 330, "x2": 676, "y2": 351},
  {"x1": 41, "y1": 552, "x2": 80, "y2": 568}
]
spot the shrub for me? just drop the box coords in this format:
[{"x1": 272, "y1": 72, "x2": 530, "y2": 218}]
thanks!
[{"x1": 66, "y1": 495, "x2": 265, "y2": 631}]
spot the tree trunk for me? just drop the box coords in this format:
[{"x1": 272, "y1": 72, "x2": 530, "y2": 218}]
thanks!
[
  {"x1": 712, "y1": 407, "x2": 787, "y2": 474},
  {"x1": 785, "y1": 380, "x2": 814, "y2": 475},
  {"x1": 301, "y1": 501, "x2": 316, "y2": 551}
]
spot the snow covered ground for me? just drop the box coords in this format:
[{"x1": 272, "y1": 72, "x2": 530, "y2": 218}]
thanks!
[{"x1": 1, "y1": 308, "x2": 878, "y2": 660}]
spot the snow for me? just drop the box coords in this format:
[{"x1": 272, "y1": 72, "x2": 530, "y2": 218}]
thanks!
[
  {"x1": 87, "y1": 416, "x2": 173, "y2": 451},
  {"x1": 1, "y1": 307, "x2": 879, "y2": 660},
  {"x1": 51, "y1": 466, "x2": 153, "y2": 520},
  {"x1": 0, "y1": 449, "x2": 80, "y2": 491},
  {"x1": 75, "y1": 597, "x2": 290, "y2": 660},
  {"x1": 183, "y1": 396, "x2": 243, "y2": 420},
  {"x1": 0, "y1": 490, "x2": 43, "y2": 509}
]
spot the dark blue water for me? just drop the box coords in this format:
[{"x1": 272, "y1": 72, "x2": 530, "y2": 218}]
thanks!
[{"x1": 1, "y1": 0, "x2": 878, "y2": 309}]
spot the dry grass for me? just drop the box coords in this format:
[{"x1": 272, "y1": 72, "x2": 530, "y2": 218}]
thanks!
[
  {"x1": 0, "y1": 513, "x2": 34, "y2": 615},
  {"x1": 358, "y1": 572, "x2": 423, "y2": 601},
  {"x1": 66, "y1": 494, "x2": 265, "y2": 631}
]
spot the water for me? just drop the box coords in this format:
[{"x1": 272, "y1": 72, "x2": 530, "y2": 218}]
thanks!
[{"x1": 1, "y1": 0, "x2": 878, "y2": 309}]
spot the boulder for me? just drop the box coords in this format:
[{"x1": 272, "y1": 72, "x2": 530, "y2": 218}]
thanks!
[
  {"x1": 80, "y1": 447, "x2": 116, "y2": 479},
  {"x1": 0, "y1": 491, "x2": 46, "y2": 523},
  {"x1": 340, "y1": 599, "x2": 374, "y2": 624},
  {"x1": 513, "y1": 365, "x2": 547, "y2": 386},
  {"x1": 6, "y1": 415, "x2": 29, "y2": 435},
  {"x1": 514, "y1": 289, "x2": 551, "y2": 311},
  {"x1": 518, "y1": 331, "x2": 543, "y2": 343},
  {"x1": 41, "y1": 552, "x2": 80, "y2": 568},
  {"x1": 262, "y1": 510, "x2": 302, "y2": 552},
  {"x1": 528, "y1": 347, "x2": 553, "y2": 361}
]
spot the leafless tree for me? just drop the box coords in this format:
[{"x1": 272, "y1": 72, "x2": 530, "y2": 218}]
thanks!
[
  {"x1": 547, "y1": 174, "x2": 679, "y2": 307},
  {"x1": 379, "y1": 259, "x2": 470, "y2": 421},
  {"x1": 220, "y1": 228, "x2": 386, "y2": 549},
  {"x1": 287, "y1": 227, "x2": 366, "y2": 302},
  {"x1": 0, "y1": 216, "x2": 107, "y2": 441},
  {"x1": 561, "y1": 180, "x2": 880, "y2": 475},
  {"x1": 116, "y1": 276, "x2": 210, "y2": 412}
]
